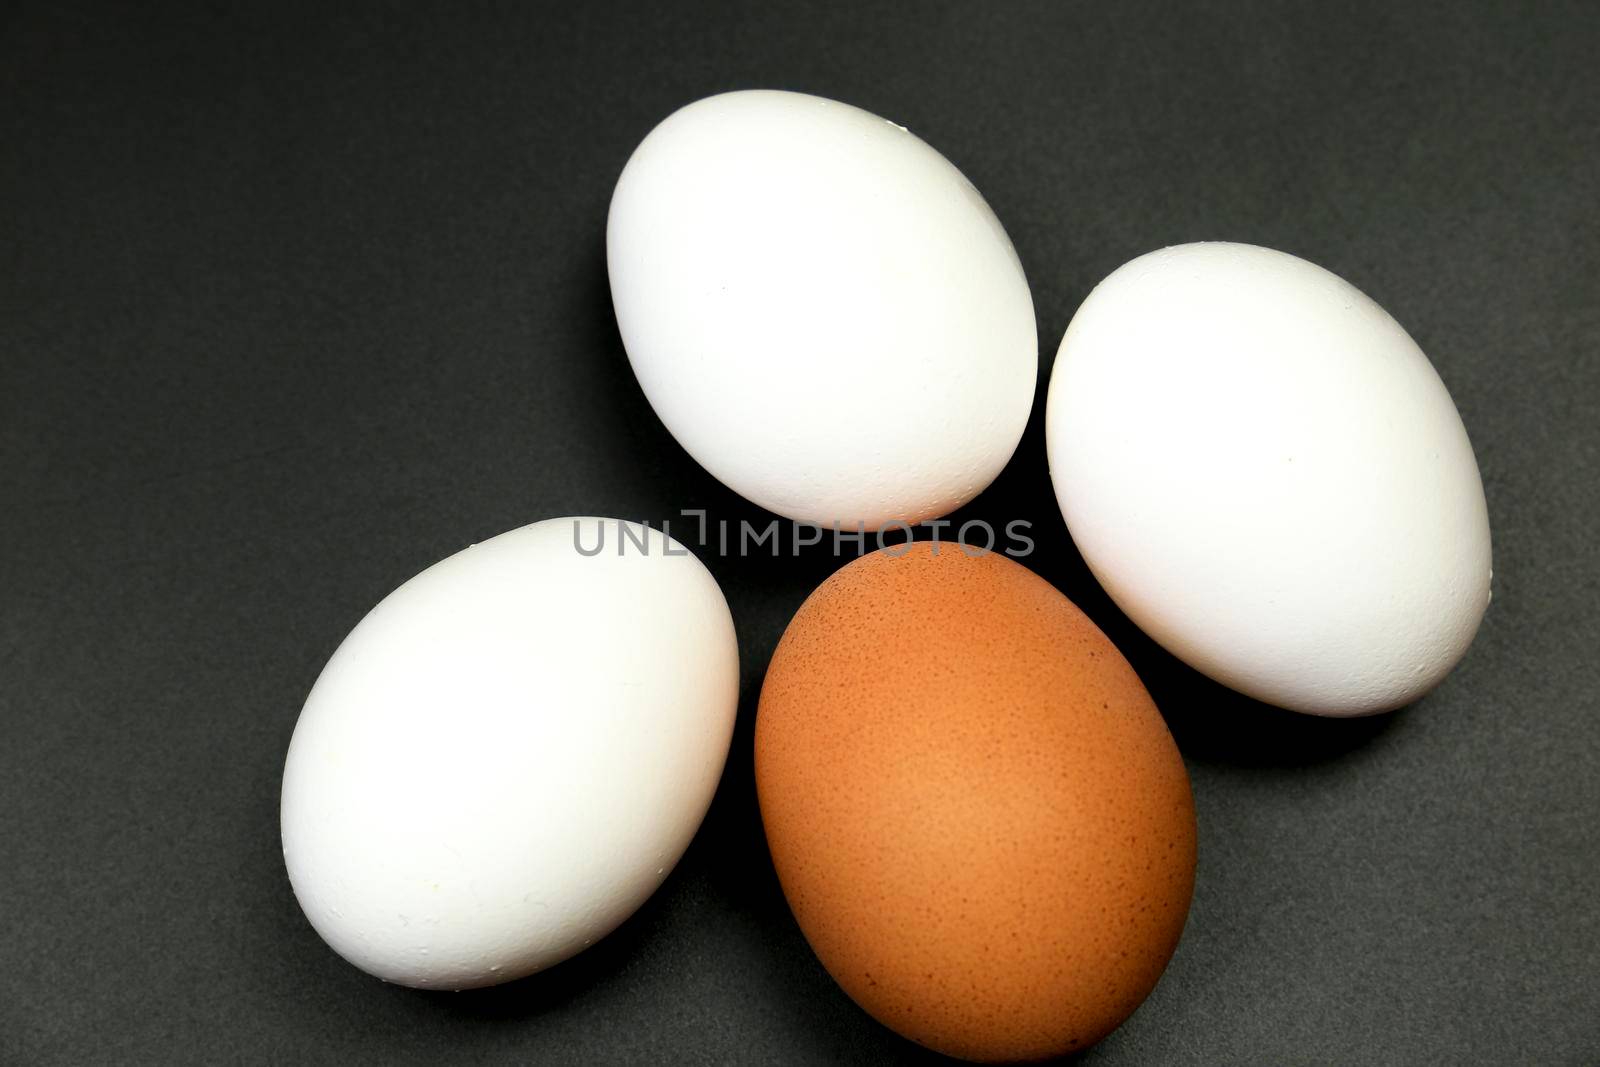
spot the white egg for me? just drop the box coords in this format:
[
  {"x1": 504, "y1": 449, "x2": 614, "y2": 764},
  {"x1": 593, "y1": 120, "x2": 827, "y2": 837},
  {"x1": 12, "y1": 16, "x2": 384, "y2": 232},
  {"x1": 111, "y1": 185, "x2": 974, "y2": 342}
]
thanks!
[
  {"x1": 1046, "y1": 243, "x2": 1491, "y2": 716},
  {"x1": 280, "y1": 517, "x2": 739, "y2": 988},
  {"x1": 607, "y1": 90, "x2": 1037, "y2": 531}
]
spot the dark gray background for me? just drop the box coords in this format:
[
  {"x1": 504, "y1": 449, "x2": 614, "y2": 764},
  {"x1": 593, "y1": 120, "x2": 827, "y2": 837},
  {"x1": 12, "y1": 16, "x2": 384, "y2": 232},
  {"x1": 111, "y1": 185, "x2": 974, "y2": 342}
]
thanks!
[{"x1": 3, "y1": 2, "x2": 1596, "y2": 1063}]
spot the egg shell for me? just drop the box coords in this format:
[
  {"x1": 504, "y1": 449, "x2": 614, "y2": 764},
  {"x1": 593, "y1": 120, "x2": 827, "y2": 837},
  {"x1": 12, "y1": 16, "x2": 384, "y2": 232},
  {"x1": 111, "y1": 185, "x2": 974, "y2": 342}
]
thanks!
[
  {"x1": 607, "y1": 89, "x2": 1037, "y2": 531},
  {"x1": 1045, "y1": 242, "x2": 1492, "y2": 716},
  {"x1": 756, "y1": 543, "x2": 1196, "y2": 1062},
  {"x1": 280, "y1": 518, "x2": 739, "y2": 989}
]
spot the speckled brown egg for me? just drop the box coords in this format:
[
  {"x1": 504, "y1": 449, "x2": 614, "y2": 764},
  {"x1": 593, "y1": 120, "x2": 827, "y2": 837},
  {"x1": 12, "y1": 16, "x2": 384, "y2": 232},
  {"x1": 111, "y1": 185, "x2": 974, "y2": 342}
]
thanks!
[{"x1": 755, "y1": 543, "x2": 1196, "y2": 1062}]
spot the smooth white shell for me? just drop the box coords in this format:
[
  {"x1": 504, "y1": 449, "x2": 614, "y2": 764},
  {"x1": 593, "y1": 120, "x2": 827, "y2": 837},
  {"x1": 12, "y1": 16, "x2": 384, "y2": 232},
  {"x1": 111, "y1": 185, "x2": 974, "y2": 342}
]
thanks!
[
  {"x1": 280, "y1": 518, "x2": 739, "y2": 988},
  {"x1": 1046, "y1": 243, "x2": 1492, "y2": 716},
  {"x1": 607, "y1": 90, "x2": 1037, "y2": 531}
]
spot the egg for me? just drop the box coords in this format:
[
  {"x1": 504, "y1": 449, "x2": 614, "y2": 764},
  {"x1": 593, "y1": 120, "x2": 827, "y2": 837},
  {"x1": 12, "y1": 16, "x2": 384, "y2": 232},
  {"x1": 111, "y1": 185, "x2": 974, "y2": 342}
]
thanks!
[
  {"x1": 280, "y1": 518, "x2": 739, "y2": 989},
  {"x1": 1045, "y1": 242, "x2": 1492, "y2": 716},
  {"x1": 755, "y1": 543, "x2": 1196, "y2": 1062},
  {"x1": 606, "y1": 90, "x2": 1037, "y2": 531}
]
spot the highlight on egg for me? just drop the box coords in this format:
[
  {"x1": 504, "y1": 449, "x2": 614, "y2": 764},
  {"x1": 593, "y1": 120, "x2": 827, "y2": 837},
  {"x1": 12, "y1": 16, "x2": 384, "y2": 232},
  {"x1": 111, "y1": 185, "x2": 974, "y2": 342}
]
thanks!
[
  {"x1": 1046, "y1": 241, "x2": 1492, "y2": 716},
  {"x1": 756, "y1": 542, "x2": 1197, "y2": 1062},
  {"x1": 280, "y1": 517, "x2": 739, "y2": 989},
  {"x1": 607, "y1": 89, "x2": 1037, "y2": 531}
]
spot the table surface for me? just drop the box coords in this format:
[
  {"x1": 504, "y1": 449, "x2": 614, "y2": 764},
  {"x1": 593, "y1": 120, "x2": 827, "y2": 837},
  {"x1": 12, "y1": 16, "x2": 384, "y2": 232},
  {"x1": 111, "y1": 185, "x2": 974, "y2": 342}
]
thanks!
[{"x1": 4, "y1": 2, "x2": 1597, "y2": 1063}]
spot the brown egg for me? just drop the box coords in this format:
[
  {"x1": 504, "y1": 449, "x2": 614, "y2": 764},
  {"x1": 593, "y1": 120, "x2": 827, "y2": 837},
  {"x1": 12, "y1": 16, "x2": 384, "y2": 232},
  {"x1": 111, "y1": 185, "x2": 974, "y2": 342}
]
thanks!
[{"x1": 755, "y1": 542, "x2": 1196, "y2": 1062}]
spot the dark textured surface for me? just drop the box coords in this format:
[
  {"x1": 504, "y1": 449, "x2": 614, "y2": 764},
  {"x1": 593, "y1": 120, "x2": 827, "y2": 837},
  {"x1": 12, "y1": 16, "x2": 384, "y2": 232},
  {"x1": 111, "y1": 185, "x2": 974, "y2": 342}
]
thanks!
[{"x1": 2, "y1": 2, "x2": 1596, "y2": 1063}]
